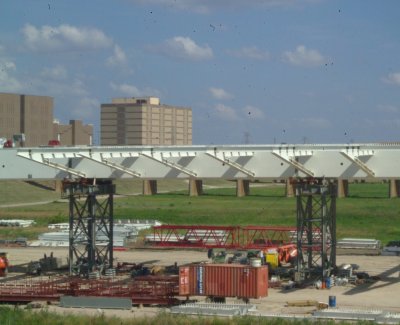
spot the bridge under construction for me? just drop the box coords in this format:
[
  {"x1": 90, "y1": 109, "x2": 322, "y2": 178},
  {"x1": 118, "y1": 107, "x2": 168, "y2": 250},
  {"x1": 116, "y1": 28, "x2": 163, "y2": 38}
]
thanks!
[
  {"x1": 1, "y1": 142, "x2": 400, "y2": 197},
  {"x1": 1, "y1": 142, "x2": 399, "y2": 279}
]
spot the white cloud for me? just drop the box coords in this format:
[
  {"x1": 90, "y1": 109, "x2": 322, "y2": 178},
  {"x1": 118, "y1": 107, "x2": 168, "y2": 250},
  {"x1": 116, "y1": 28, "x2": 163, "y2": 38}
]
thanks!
[
  {"x1": 382, "y1": 72, "x2": 400, "y2": 86},
  {"x1": 127, "y1": 0, "x2": 313, "y2": 14},
  {"x1": 40, "y1": 65, "x2": 68, "y2": 80},
  {"x1": 298, "y1": 117, "x2": 330, "y2": 128},
  {"x1": 110, "y1": 82, "x2": 141, "y2": 96},
  {"x1": 72, "y1": 97, "x2": 100, "y2": 120},
  {"x1": 227, "y1": 47, "x2": 270, "y2": 60},
  {"x1": 214, "y1": 103, "x2": 238, "y2": 120},
  {"x1": 107, "y1": 45, "x2": 128, "y2": 66},
  {"x1": 22, "y1": 24, "x2": 113, "y2": 51},
  {"x1": 242, "y1": 105, "x2": 265, "y2": 119},
  {"x1": 209, "y1": 87, "x2": 233, "y2": 100},
  {"x1": 110, "y1": 82, "x2": 161, "y2": 97},
  {"x1": 377, "y1": 104, "x2": 400, "y2": 113},
  {"x1": 381, "y1": 119, "x2": 400, "y2": 128},
  {"x1": 0, "y1": 55, "x2": 22, "y2": 92},
  {"x1": 25, "y1": 74, "x2": 89, "y2": 98},
  {"x1": 70, "y1": 79, "x2": 89, "y2": 96},
  {"x1": 282, "y1": 45, "x2": 325, "y2": 67},
  {"x1": 150, "y1": 36, "x2": 213, "y2": 61}
]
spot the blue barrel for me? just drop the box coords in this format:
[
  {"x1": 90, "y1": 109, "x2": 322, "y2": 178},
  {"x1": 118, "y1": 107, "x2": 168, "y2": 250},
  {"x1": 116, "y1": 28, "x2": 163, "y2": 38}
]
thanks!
[
  {"x1": 329, "y1": 295, "x2": 336, "y2": 307},
  {"x1": 325, "y1": 277, "x2": 331, "y2": 289}
]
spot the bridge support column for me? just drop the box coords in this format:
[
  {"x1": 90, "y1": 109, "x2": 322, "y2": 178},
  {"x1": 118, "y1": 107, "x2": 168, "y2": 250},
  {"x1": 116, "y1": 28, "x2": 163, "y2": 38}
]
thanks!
[
  {"x1": 336, "y1": 179, "x2": 349, "y2": 198},
  {"x1": 189, "y1": 179, "x2": 203, "y2": 196},
  {"x1": 389, "y1": 179, "x2": 400, "y2": 198},
  {"x1": 285, "y1": 178, "x2": 296, "y2": 197},
  {"x1": 236, "y1": 179, "x2": 250, "y2": 197},
  {"x1": 143, "y1": 180, "x2": 157, "y2": 195}
]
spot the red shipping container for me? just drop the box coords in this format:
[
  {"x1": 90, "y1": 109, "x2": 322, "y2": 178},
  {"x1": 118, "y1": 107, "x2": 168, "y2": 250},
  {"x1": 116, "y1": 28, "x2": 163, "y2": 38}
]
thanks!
[
  {"x1": 178, "y1": 264, "x2": 202, "y2": 296},
  {"x1": 179, "y1": 263, "x2": 268, "y2": 299},
  {"x1": 179, "y1": 266, "x2": 190, "y2": 295}
]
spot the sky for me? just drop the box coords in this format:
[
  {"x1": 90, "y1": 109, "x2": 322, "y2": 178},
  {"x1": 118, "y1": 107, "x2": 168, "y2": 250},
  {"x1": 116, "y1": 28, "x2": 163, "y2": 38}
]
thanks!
[{"x1": 1, "y1": 0, "x2": 399, "y2": 145}]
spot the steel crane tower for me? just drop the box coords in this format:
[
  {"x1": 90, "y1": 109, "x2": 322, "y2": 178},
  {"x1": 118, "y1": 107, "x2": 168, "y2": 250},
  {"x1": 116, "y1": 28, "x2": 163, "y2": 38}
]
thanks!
[
  {"x1": 62, "y1": 179, "x2": 115, "y2": 276},
  {"x1": 295, "y1": 179, "x2": 337, "y2": 281}
]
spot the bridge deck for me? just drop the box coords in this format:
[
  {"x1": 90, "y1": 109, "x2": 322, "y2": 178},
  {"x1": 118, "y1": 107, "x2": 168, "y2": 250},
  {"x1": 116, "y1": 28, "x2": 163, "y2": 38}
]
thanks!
[{"x1": 1, "y1": 143, "x2": 400, "y2": 180}]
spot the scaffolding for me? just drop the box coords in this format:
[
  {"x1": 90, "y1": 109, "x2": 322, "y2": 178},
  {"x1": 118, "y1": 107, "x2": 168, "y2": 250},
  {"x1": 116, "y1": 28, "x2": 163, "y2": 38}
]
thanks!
[
  {"x1": 62, "y1": 179, "x2": 115, "y2": 276},
  {"x1": 295, "y1": 180, "x2": 337, "y2": 281}
]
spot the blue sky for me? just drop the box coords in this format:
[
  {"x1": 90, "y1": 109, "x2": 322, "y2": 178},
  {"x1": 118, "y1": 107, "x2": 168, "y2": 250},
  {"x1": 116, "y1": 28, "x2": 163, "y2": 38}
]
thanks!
[{"x1": 1, "y1": 0, "x2": 399, "y2": 145}]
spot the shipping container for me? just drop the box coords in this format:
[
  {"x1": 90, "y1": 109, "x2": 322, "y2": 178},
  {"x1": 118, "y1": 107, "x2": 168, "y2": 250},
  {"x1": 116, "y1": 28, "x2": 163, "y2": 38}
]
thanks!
[
  {"x1": 179, "y1": 263, "x2": 268, "y2": 299},
  {"x1": 179, "y1": 266, "x2": 190, "y2": 295}
]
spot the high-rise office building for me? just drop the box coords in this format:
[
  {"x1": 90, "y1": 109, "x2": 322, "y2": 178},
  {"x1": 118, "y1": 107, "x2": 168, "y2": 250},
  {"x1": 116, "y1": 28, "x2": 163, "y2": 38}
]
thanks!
[
  {"x1": 0, "y1": 93, "x2": 93, "y2": 147},
  {"x1": 0, "y1": 93, "x2": 53, "y2": 146},
  {"x1": 100, "y1": 97, "x2": 192, "y2": 146}
]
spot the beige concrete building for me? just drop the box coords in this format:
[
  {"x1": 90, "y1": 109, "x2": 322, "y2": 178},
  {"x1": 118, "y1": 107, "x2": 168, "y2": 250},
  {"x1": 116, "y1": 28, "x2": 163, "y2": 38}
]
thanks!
[
  {"x1": 0, "y1": 93, "x2": 53, "y2": 146},
  {"x1": 0, "y1": 93, "x2": 93, "y2": 147},
  {"x1": 100, "y1": 97, "x2": 192, "y2": 146},
  {"x1": 53, "y1": 120, "x2": 93, "y2": 146}
]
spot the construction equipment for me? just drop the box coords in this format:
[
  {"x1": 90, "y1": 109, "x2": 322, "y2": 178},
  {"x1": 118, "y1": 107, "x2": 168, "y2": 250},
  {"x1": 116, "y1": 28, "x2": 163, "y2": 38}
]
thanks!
[
  {"x1": 0, "y1": 252, "x2": 9, "y2": 277},
  {"x1": 0, "y1": 134, "x2": 25, "y2": 148},
  {"x1": 47, "y1": 139, "x2": 61, "y2": 146},
  {"x1": 27, "y1": 261, "x2": 42, "y2": 276},
  {"x1": 208, "y1": 245, "x2": 298, "y2": 269},
  {"x1": 26, "y1": 253, "x2": 67, "y2": 276},
  {"x1": 207, "y1": 248, "x2": 228, "y2": 263},
  {"x1": 0, "y1": 138, "x2": 13, "y2": 148}
]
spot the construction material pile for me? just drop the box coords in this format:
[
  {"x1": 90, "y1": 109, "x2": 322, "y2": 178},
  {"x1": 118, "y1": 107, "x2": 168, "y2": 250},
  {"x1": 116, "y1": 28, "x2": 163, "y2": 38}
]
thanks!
[{"x1": 29, "y1": 219, "x2": 161, "y2": 248}]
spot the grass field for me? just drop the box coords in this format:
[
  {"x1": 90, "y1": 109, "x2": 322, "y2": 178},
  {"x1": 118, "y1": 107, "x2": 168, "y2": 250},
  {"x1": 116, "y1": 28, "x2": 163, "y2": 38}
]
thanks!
[
  {"x1": 0, "y1": 306, "x2": 354, "y2": 325},
  {"x1": 0, "y1": 180, "x2": 399, "y2": 244}
]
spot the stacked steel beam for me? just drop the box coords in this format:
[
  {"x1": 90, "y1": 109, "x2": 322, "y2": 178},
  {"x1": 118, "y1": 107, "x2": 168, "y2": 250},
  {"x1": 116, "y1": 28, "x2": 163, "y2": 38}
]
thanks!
[{"x1": 0, "y1": 275, "x2": 179, "y2": 305}]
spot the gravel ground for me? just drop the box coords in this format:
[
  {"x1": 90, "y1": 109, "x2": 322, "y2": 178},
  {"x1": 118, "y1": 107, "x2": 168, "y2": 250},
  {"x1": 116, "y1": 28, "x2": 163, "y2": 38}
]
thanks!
[{"x1": 2, "y1": 247, "x2": 399, "y2": 319}]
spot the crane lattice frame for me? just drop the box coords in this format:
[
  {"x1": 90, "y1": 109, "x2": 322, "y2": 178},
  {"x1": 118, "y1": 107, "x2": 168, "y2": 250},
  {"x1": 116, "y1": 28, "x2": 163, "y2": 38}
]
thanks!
[{"x1": 296, "y1": 181, "x2": 336, "y2": 280}]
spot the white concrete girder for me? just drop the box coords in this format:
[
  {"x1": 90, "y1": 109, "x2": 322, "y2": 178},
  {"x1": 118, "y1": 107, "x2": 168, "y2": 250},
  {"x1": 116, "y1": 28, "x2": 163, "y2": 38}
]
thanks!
[
  {"x1": 271, "y1": 150, "x2": 314, "y2": 177},
  {"x1": 42, "y1": 159, "x2": 86, "y2": 178},
  {"x1": 205, "y1": 150, "x2": 255, "y2": 178},
  {"x1": 17, "y1": 151, "x2": 86, "y2": 178},
  {"x1": 102, "y1": 158, "x2": 141, "y2": 177},
  {"x1": 2, "y1": 143, "x2": 400, "y2": 180},
  {"x1": 140, "y1": 152, "x2": 198, "y2": 177},
  {"x1": 78, "y1": 153, "x2": 141, "y2": 177},
  {"x1": 340, "y1": 150, "x2": 375, "y2": 177}
]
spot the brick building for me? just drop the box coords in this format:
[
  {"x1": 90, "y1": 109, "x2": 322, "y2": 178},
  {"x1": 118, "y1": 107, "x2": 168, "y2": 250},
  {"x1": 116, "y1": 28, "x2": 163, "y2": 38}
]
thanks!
[{"x1": 53, "y1": 119, "x2": 93, "y2": 146}]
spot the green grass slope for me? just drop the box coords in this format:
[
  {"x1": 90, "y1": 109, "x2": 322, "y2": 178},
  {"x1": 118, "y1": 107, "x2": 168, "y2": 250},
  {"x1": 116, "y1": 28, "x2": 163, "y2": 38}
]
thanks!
[{"x1": 0, "y1": 180, "x2": 398, "y2": 244}]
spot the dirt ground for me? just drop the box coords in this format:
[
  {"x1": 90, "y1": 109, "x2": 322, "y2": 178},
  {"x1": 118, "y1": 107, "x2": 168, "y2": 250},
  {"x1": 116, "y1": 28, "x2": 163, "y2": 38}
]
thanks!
[{"x1": 2, "y1": 247, "x2": 400, "y2": 319}]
